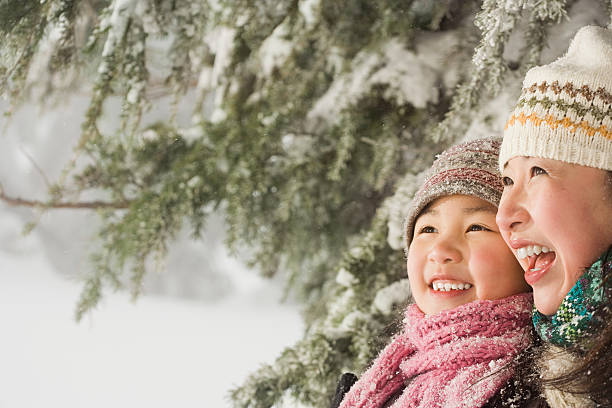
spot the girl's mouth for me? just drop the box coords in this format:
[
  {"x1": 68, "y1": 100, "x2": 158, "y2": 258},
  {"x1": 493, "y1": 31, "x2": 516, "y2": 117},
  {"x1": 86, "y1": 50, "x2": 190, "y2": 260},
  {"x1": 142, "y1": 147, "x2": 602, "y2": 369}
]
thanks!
[
  {"x1": 429, "y1": 280, "x2": 472, "y2": 292},
  {"x1": 516, "y1": 244, "x2": 556, "y2": 285}
]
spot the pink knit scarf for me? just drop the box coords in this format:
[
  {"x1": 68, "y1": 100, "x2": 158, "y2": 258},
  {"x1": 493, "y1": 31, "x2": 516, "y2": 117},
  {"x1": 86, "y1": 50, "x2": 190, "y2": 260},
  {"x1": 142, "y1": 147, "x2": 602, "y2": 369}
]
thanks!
[{"x1": 339, "y1": 293, "x2": 533, "y2": 408}]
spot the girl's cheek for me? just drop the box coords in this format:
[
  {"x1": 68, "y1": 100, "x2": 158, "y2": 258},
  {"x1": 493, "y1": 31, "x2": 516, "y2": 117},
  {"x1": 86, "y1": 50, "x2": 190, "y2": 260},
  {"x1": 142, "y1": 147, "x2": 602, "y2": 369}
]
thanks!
[
  {"x1": 473, "y1": 239, "x2": 514, "y2": 270},
  {"x1": 406, "y1": 257, "x2": 422, "y2": 286},
  {"x1": 470, "y1": 251, "x2": 494, "y2": 271},
  {"x1": 497, "y1": 231, "x2": 512, "y2": 251}
]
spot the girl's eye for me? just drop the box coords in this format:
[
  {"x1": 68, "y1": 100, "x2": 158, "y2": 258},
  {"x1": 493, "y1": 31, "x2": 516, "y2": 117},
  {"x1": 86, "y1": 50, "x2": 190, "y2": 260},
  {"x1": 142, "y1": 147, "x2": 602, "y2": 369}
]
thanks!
[
  {"x1": 467, "y1": 224, "x2": 490, "y2": 232},
  {"x1": 502, "y1": 176, "x2": 513, "y2": 186},
  {"x1": 530, "y1": 166, "x2": 547, "y2": 177},
  {"x1": 418, "y1": 226, "x2": 436, "y2": 234}
]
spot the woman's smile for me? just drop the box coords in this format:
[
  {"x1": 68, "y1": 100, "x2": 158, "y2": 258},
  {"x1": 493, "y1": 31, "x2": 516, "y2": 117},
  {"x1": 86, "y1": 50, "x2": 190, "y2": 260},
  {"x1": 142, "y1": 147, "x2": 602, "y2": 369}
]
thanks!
[{"x1": 497, "y1": 157, "x2": 612, "y2": 314}]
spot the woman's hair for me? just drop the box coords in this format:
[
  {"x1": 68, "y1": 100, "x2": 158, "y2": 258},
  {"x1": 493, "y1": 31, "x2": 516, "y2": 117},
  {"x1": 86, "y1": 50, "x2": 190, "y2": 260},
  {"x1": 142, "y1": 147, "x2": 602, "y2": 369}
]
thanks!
[
  {"x1": 539, "y1": 312, "x2": 612, "y2": 406},
  {"x1": 479, "y1": 326, "x2": 549, "y2": 407}
]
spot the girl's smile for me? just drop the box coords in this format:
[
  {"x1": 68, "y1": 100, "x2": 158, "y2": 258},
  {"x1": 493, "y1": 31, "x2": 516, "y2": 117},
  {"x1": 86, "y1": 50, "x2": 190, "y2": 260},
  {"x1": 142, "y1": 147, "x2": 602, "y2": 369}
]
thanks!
[
  {"x1": 428, "y1": 276, "x2": 473, "y2": 299},
  {"x1": 430, "y1": 279, "x2": 472, "y2": 292}
]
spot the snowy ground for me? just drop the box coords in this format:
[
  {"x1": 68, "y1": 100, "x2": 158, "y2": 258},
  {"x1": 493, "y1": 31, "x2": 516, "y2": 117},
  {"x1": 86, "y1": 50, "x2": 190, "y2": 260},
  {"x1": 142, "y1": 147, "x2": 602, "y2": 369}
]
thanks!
[
  {"x1": 0, "y1": 91, "x2": 304, "y2": 408},
  {"x1": 0, "y1": 210, "x2": 303, "y2": 408}
]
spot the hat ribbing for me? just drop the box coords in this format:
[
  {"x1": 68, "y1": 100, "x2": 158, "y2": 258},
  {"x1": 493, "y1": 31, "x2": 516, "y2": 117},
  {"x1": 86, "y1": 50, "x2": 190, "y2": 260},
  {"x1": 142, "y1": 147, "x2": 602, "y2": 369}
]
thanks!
[
  {"x1": 500, "y1": 25, "x2": 612, "y2": 171},
  {"x1": 404, "y1": 137, "x2": 503, "y2": 249}
]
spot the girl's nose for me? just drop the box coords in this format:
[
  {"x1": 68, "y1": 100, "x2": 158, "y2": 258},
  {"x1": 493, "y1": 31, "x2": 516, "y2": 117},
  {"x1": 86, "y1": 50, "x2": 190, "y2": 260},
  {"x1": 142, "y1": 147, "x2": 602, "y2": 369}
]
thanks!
[
  {"x1": 496, "y1": 189, "x2": 529, "y2": 232},
  {"x1": 427, "y1": 238, "x2": 462, "y2": 264}
]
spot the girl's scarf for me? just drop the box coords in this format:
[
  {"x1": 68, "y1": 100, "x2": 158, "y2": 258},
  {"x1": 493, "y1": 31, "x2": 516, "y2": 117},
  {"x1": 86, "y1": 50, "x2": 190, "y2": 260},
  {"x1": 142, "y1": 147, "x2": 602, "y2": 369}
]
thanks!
[
  {"x1": 338, "y1": 293, "x2": 533, "y2": 408},
  {"x1": 532, "y1": 248, "x2": 612, "y2": 349}
]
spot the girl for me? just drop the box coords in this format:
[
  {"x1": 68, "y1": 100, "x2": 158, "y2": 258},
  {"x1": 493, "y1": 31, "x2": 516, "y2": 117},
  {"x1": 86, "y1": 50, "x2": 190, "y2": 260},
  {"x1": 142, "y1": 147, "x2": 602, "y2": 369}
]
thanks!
[
  {"x1": 496, "y1": 25, "x2": 612, "y2": 407},
  {"x1": 335, "y1": 138, "x2": 542, "y2": 408}
]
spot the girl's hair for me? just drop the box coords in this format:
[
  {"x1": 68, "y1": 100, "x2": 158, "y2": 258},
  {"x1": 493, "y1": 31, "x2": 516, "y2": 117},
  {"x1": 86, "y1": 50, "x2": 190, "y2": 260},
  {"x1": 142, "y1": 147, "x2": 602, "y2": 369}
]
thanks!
[{"x1": 539, "y1": 246, "x2": 612, "y2": 406}]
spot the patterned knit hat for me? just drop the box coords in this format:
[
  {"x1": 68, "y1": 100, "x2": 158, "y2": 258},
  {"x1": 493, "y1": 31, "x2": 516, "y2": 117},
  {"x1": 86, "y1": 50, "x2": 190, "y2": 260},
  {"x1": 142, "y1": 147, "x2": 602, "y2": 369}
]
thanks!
[
  {"x1": 500, "y1": 25, "x2": 612, "y2": 171},
  {"x1": 404, "y1": 137, "x2": 504, "y2": 248}
]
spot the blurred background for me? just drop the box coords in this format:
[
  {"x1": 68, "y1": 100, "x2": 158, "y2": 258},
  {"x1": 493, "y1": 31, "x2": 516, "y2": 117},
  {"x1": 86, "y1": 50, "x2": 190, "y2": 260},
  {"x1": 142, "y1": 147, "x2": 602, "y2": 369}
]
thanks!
[{"x1": 0, "y1": 98, "x2": 303, "y2": 407}]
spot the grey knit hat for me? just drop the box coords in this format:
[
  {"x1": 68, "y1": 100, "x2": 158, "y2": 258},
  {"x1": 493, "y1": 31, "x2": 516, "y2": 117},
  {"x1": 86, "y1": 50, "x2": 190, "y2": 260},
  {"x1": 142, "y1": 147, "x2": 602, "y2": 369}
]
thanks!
[{"x1": 404, "y1": 137, "x2": 504, "y2": 249}]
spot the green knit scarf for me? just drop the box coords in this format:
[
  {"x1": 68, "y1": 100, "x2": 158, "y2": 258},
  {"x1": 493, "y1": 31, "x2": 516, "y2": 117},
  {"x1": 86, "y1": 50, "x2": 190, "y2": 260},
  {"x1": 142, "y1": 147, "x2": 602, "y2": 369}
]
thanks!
[{"x1": 533, "y1": 248, "x2": 612, "y2": 349}]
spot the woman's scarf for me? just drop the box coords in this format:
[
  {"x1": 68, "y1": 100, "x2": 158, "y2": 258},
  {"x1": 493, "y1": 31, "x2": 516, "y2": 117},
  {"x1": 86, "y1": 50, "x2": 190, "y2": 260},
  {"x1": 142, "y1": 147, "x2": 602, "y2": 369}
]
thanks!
[
  {"x1": 532, "y1": 248, "x2": 612, "y2": 349},
  {"x1": 338, "y1": 293, "x2": 533, "y2": 408}
]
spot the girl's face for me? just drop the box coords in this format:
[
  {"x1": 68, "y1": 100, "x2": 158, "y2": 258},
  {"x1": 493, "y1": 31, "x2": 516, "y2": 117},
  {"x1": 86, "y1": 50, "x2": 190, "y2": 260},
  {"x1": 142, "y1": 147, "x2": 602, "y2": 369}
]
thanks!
[
  {"x1": 496, "y1": 157, "x2": 612, "y2": 315},
  {"x1": 407, "y1": 195, "x2": 528, "y2": 315}
]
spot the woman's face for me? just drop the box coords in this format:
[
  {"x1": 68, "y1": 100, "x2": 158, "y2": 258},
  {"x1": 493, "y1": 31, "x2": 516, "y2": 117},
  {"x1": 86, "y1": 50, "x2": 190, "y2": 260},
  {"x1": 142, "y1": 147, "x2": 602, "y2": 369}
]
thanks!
[{"x1": 496, "y1": 157, "x2": 612, "y2": 315}]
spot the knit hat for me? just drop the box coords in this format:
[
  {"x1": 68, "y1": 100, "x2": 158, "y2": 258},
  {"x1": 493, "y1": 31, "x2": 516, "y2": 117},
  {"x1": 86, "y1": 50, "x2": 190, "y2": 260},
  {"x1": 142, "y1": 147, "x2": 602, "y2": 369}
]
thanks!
[
  {"x1": 500, "y1": 25, "x2": 612, "y2": 171},
  {"x1": 404, "y1": 137, "x2": 504, "y2": 248}
]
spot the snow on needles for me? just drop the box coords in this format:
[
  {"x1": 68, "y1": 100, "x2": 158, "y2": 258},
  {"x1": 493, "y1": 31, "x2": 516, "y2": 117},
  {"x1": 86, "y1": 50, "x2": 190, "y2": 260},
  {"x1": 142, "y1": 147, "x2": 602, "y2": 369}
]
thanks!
[
  {"x1": 298, "y1": 0, "x2": 321, "y2": 28},
  {"x1": 99, "y1": 0, "x2": 138, "y2": 66},
  {"x1": 307, "y1": 35, "x2": 457, "y2": 128},
  {"x1": 199, "y1": 26, "x2": 236, "y2": 123},
  {"x1": 373, "y1": 279, "x2": 412, "y2": 315},
  {"x1": 385, "y1": 171, "x2": 427, "y2": 250},
  {"x1": 258, "y1": 19, "x2": 294, "y2": 77}
]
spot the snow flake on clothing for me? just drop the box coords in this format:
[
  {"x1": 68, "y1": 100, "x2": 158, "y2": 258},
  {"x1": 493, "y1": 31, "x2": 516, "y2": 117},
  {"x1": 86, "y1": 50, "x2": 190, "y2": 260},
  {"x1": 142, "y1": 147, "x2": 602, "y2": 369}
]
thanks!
[{"x1": 338, "y1": 293, "x2": 533, "y2": 408}]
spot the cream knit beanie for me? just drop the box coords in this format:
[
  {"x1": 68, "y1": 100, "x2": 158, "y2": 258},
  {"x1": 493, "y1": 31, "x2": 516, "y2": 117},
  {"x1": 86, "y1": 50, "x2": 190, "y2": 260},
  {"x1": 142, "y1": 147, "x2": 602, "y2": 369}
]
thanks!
[{"x1": 500, "y1": 25, "x2": 612, "y2": 171}]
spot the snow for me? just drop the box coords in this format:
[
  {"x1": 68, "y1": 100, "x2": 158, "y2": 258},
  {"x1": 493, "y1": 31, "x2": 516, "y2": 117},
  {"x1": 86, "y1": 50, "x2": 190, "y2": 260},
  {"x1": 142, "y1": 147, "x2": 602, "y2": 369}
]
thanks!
[
  {"x1": 414, "y1": 30, "x2": 464, "y2": 92},
  {"x1": 335, "y1": 268, "x2": 358, "y2": 287},
  {"x1": 102, "y1": 0, "x2": 139, "y2": 58},
  {"x1": 385, "y1": 172, "x2": 425, "y2": 250},
  {"x1": 298, "y1": 0, "x2": 320, "y2": 28},
  {"x1": 306, "y1": 50, "x2": 378, "y2": 128},
  {"x1": 0, "y1": 209, "x2": 303, "y2": 408},
  {"x1": 461, "y1": 81, "x2": 520, "y2": 141},
  {"x1": 281, "y1": 133, "x2": 315, "y2": 162},
  {"x1": 306, "y1": 36, "x2": 445, "y2": 130},
  {"x1": 258, "y1": 19, "x2": 293, "y2": 77},
  {"x1": 373, "y1": 279, "x2": 411, "y2": 315},
  {"x1": 200, "y1": 27, "x2": 236, "y2": 123},
  {"x1": 369, "y1": 39, "x2": 439, "y2": 108},
  {"x1": 0, "y1": 93, "x2": 303, "y2": 408}
]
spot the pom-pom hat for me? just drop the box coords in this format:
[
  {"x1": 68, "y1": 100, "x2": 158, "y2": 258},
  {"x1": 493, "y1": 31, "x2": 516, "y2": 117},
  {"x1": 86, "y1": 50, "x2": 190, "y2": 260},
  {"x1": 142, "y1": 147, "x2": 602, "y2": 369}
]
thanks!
[
  {"x1": 404, "y1": 137, "x2": 504, "y2": 249},
  {"x1": 500, "y1": 25, "x2": 612, "y2": 171}
]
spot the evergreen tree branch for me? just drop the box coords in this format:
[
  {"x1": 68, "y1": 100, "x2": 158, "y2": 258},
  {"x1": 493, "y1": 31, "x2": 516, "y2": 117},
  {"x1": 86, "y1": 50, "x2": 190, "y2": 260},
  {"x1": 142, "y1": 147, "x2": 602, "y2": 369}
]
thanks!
[
  {"x1": 431, "y1": 0, "x2": 570, "y2": 143},
  {"x1": 0, "y1": 184, "x2": 130, "y2": 209},
  {"x1": 17, "y1": 145, "x2": 51, "y2": 189}
]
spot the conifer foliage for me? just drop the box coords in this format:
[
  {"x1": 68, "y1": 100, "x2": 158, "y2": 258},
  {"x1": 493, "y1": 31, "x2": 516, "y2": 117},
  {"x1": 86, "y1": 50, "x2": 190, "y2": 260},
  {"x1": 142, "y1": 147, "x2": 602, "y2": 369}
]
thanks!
[{"x1": 1, "y1": 0, "x2": 610, "y2": 406}]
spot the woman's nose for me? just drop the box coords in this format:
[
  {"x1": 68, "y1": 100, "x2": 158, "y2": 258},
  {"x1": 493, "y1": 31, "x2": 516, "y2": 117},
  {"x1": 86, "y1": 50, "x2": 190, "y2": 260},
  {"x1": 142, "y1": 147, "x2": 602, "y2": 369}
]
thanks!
[
  {"x1": 427, "y1": 238, "x2": 462, "y2": 264},
  {"x1": 496, "y1": 188, "x2": 529, "y2": 232}
]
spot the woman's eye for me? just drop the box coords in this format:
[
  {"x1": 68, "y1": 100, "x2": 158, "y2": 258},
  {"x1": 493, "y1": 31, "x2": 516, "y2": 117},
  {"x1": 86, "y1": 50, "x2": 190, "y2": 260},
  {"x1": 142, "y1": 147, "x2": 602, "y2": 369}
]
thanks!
[
  {"x1": 502, "y1": 176, "x2": 513, "y2": 186},
  {"x1": 467, "y1": 224, "x2": 489, "y2": 232},
  {"x1": 530, "y1": 166, "x2": 547, "y2": 177},
  {"x1": 419, "y1": 226, "x2": 436, "y2": 234}
]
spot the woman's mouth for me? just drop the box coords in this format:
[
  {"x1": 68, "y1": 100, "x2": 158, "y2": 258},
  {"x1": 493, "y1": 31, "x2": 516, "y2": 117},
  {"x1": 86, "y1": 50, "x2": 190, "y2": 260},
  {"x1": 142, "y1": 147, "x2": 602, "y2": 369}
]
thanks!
[
  {"x1": 516, "y1": 244, "x2": 551, "y2": 260},
  {"x1": 515, "y1": 244, "x2": 556, "y2": 284}
]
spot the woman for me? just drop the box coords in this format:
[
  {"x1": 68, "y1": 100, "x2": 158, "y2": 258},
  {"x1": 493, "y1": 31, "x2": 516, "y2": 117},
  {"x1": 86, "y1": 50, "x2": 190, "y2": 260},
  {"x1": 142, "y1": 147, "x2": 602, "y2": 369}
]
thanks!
[{"x1": 496, "y1": 25, "x2": 612, "y2": 407}]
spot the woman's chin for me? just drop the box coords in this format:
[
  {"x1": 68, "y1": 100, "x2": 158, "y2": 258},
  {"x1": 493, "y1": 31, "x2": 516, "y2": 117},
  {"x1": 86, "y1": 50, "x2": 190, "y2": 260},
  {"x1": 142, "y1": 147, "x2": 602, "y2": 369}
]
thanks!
[{"x1": 534, "y1": 295, "x2": 564, "y2": 316}]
